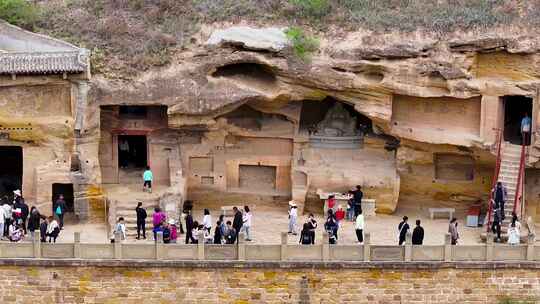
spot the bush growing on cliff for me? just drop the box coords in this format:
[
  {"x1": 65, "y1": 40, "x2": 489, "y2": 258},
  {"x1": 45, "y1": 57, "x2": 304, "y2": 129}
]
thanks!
[
  {"x1": 285, "y1": 27, "x2": 319, "y2": 62},
  {"x1": 0, "y1": 0, "x2": 39, "y2": 29}
]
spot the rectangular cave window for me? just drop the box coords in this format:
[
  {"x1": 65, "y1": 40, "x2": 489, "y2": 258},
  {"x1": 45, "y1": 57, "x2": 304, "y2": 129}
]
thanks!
[
  {"x1": 52, "y1": 183, "x2": 74, "y2": 213},
  {"x1": 0, "y1": 146, "x2": 22, "y2": 198},
  {"x1": 239, "y1": 165, "x2": 276, "y2": 190},
  {"x1": 119, "y1": 106, "x2": 148, "y2": 119},
  {"x1": 435, "y1": 154, "x2": 474, "y2": 181}
]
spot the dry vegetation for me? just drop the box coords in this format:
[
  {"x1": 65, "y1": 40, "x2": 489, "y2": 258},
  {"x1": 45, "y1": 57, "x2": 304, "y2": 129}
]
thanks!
[{"x1": 6, "y1": 0, "x2": 538, "y2": 78}]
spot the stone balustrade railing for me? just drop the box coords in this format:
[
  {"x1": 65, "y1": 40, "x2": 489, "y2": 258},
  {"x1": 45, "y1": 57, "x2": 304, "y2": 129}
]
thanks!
[{"x1": 4, "y1": 231, "x2": 537, "y2": 262}]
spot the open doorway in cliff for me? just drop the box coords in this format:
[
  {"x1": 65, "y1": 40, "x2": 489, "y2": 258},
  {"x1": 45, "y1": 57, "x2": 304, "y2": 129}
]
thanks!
[
  {"x1": 52, "y1": 183, "x2": 74, "y2": 213},
  {"x1": 503, "y1": 95, "x2": 532, "y2": 145},
  {"x1": 299, "y1": 97, "x2": 371, "y2": 148},
  {"x1": 0, "y1": 146, "x2": 22, "y2": 199},
  {"x1": 118, "y1": 135, "x2": 148, "y2": 182}
]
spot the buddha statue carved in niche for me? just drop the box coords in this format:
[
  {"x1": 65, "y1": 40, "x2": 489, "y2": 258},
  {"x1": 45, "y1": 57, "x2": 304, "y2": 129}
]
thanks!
[{"x1": 315, "y1": 103, "x2": 359, "y2": 137}]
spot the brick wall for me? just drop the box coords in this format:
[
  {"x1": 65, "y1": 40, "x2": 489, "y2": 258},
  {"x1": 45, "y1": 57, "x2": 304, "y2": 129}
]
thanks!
[{"x1": 1, "y1": 261, "x2": 539, "y2": 304}]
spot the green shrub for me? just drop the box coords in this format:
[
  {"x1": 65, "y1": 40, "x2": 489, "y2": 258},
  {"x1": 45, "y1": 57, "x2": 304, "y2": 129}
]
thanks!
[
  {"x1": 0, "y1": 0, "x2": 39, "y2": 29},
  {"x1": 498, "y1": 296, "x2": 536, "y2": 304},
  {"x1": 285, "y1": 27, "x2": 319, "y2": 62},
  {"x1": 289, "y1": 0, "x2": 330, "y2": 21}
]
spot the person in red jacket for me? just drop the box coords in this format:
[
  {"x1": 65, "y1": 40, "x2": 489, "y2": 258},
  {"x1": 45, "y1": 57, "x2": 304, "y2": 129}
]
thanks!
[{"x1": 335, "y1": 205, "x2": 345, "y2": 226}]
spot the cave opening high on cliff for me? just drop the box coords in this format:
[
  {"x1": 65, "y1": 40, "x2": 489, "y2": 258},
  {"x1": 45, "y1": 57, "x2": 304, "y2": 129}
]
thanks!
[
  {"x1": 503, "y1": 95, "x2": 532, "y2": 145},
  {"x1": 0, "y1": 146, "x2": 22, "y2": 198}
]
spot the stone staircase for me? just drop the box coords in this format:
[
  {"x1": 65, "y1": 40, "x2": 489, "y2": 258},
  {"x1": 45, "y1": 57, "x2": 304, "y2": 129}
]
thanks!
[
  {"x1": 493, "y1": 143, "x2": 522, "y2": 234},
  {"x1": 115, "y1": 198, "x2": 158, "y2": 238}
]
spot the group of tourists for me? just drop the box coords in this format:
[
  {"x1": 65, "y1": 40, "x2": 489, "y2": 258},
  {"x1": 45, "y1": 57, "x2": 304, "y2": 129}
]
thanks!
[
  {"x1": 490, "y1": 181, "x2": 522, "y2": 245},
  {"x1": 124, "y1": 201, "x2": 253, "y2": 244},
  {"x1": 295, "y1": 185, "x2": 365, "y2": 245},
  {"x1": 0, "y1": 190, "x2": 65, "y2": 243}
]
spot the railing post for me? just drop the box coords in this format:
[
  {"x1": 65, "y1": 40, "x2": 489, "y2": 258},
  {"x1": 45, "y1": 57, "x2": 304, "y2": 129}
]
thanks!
[
  {"x1": 363, "y1": 233, "x2": 370, "y2": 262},
  {"x1": 280, "y1": 232, "x2": 288, "y2": 261},
  {"x1": 527, "y1": 233, "x2": 536, "y2": 261},
  {"x1": 238, "y1": 232, "x2": 246, "y2": 261},
  {"x1": 114, "y1": 231, "x2": 122, "y2": 259},
  {"x1": 73, "y1": 232, "x2": 81, "y2": 259},
  {"x1": 486, "y1": 232, "x2": 494, "y2": 261},
  {"x1": 322, "y1": 231, "x2": 329, "y2": 261},
  {"x1": 197, "y1": 230, "x2": 205, "y2": 260},
  {"x1": 32, "y1": 230, "x2": 41, "y2": 258},
  {"x1": 405, "y1": 231, "x2": 412, "y2": 262},
  {"x1": 155, "y1": 231, "x2": 163, "y2": 260},
  {"x1": 444, "y1": 233, "x2": 452, "y2": 262}
]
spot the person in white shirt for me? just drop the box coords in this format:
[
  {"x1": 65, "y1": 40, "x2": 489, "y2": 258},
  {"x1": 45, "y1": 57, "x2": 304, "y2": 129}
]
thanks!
[
  {"x1": 508, "y1": 213, "x2": 521, "y2": 245},
  {"x1": 202, "y1": 209, "x2": 212, "y2": 233},
  {"x1": 288, "y1": 201, "x2": 298, "y2": 235},
  {"x1": 0, "y1": 205, "x2": 5, "y2": 240},
  {"x1": 114, "y1": 217, "x2": 126, "y2": 241},
  {"x1": 242, "y1": 206, "x2": 252, "y2": 241},
  {"x1": 46, "y1": 216, "x2": 60, "y2": 243},
  {"x1": 355, "y1": 210, "x2": 365, "y2": 244},
  {"x1": 2, "y1": 202, "x2": 12, "y2": 238}
]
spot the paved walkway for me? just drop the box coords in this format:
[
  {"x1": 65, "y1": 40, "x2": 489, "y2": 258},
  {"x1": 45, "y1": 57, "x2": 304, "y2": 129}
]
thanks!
[{"x1": 30, "y1": 197, "x2": 486, "y2": 245}]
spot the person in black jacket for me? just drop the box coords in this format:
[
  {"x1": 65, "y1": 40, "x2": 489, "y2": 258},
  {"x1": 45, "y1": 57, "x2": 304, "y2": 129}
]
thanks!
[
  {"x1": 352, "y1": 185, "x2": 363, "y2": 217},
  {"x1": 232, "y1": 207, "x2": 243, "y2": 244},
  {"x1": 39, "y1": 217, "x2": 48, "y2": 243},
  {"x1": 185, "y1": 210, "x2": 194, "y2": 244},
  {"x1": 135, "y1": 202, "x2": 147, "y2": 240},
  {"x1": 398, "y1": 216, "x2": 409, "y2": 245},
  {"x1": 14, "y1": 195, "x2": 29, "y2": 234},
  {"x1": 27, "y1": 206, "x2": 45, "y2": 239},
  {"x1": 412, "y1": 219, "x2": 424, "y2": 245}
]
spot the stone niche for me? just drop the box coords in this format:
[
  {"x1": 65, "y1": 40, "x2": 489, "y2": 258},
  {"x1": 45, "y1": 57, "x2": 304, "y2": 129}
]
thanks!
[
  {"x1": 391, "y1": 95, "x2": 481, "y2": 145},
  {"x1": 239, "y1": 165, "x2": 276, "y2": 190}
]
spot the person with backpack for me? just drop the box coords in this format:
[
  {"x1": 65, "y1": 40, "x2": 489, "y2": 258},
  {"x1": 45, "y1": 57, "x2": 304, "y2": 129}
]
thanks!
[
  {"x1": 491, "y1": 182, "x2": 507, "y2": 220},
  {"x1": 114, "y1": 217, "x2": 126, "y2": 241},
  {"x1": 397, "y1": 216, "x2": 409, "y2": 245},
  {"x1": 135, "y1": 202, "x2": 147, "y2": 240},
  {"x1": 299, "y1": 223, "x2": 313, "y2": 245},
  {"x1": 152, "y1": 207, "x2": 166, "y2": 240},
  {"x1": 521, "y1": 112, "x2": 532, "y2": 145},
  {"x1": 53, "y1": 194, "x2": 67, "y2": 229}
]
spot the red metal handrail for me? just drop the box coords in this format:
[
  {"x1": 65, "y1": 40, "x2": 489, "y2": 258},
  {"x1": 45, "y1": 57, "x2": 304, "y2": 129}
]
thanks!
[
  {"x1": 513, "y1": 143, "x2": 526, "y2": 215},
  {"x1": 486, "y1": 129, "x2": 503, "y2": 233}
]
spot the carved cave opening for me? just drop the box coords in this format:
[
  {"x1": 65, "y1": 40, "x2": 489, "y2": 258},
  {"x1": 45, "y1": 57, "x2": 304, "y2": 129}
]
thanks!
[
  {"x1": 299, "y1": 98, "x2": 372, "y2": 135},
  {"x1": 0, "y1": 146, "x2": 22, "y2": 198},
  {"x1": 503, "y1": 95, "x2": 533, "y2": 145},
  {"x1": 118, "y1": 135, "x2": 147, "y2": 169},
  {"x1": 212, "y1": 62, "x2": 277, "y2": 84},
  {"x1": 52, "y1": 183, "x2": 74, "y2": 213}
]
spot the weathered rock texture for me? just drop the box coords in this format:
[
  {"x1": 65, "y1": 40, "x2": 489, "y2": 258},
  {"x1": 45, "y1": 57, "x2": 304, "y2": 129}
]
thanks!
[
  {"x1": 6, "y1": 21, "x2": 540, "y2": 220},
  {"x1": 0, "y1": 264, "x2": 538, "y2": 303}
]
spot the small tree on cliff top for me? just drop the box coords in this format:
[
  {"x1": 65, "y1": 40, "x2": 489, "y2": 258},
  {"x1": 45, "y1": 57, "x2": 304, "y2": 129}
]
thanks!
[{"x1": 285, "y1": 27, "x2": 319, "y2": 63}]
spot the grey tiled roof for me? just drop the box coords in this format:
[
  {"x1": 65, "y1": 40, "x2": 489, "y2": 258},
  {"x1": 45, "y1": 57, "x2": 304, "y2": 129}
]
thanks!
[{"x1": 0, "y1": 50, "x2": 89, "y2": 74}]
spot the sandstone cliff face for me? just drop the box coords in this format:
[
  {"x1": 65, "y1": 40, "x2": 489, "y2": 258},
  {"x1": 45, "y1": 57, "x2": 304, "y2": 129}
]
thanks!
[{"x1": 81, "y1": 25, "x2": 540, "y2": 214}]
